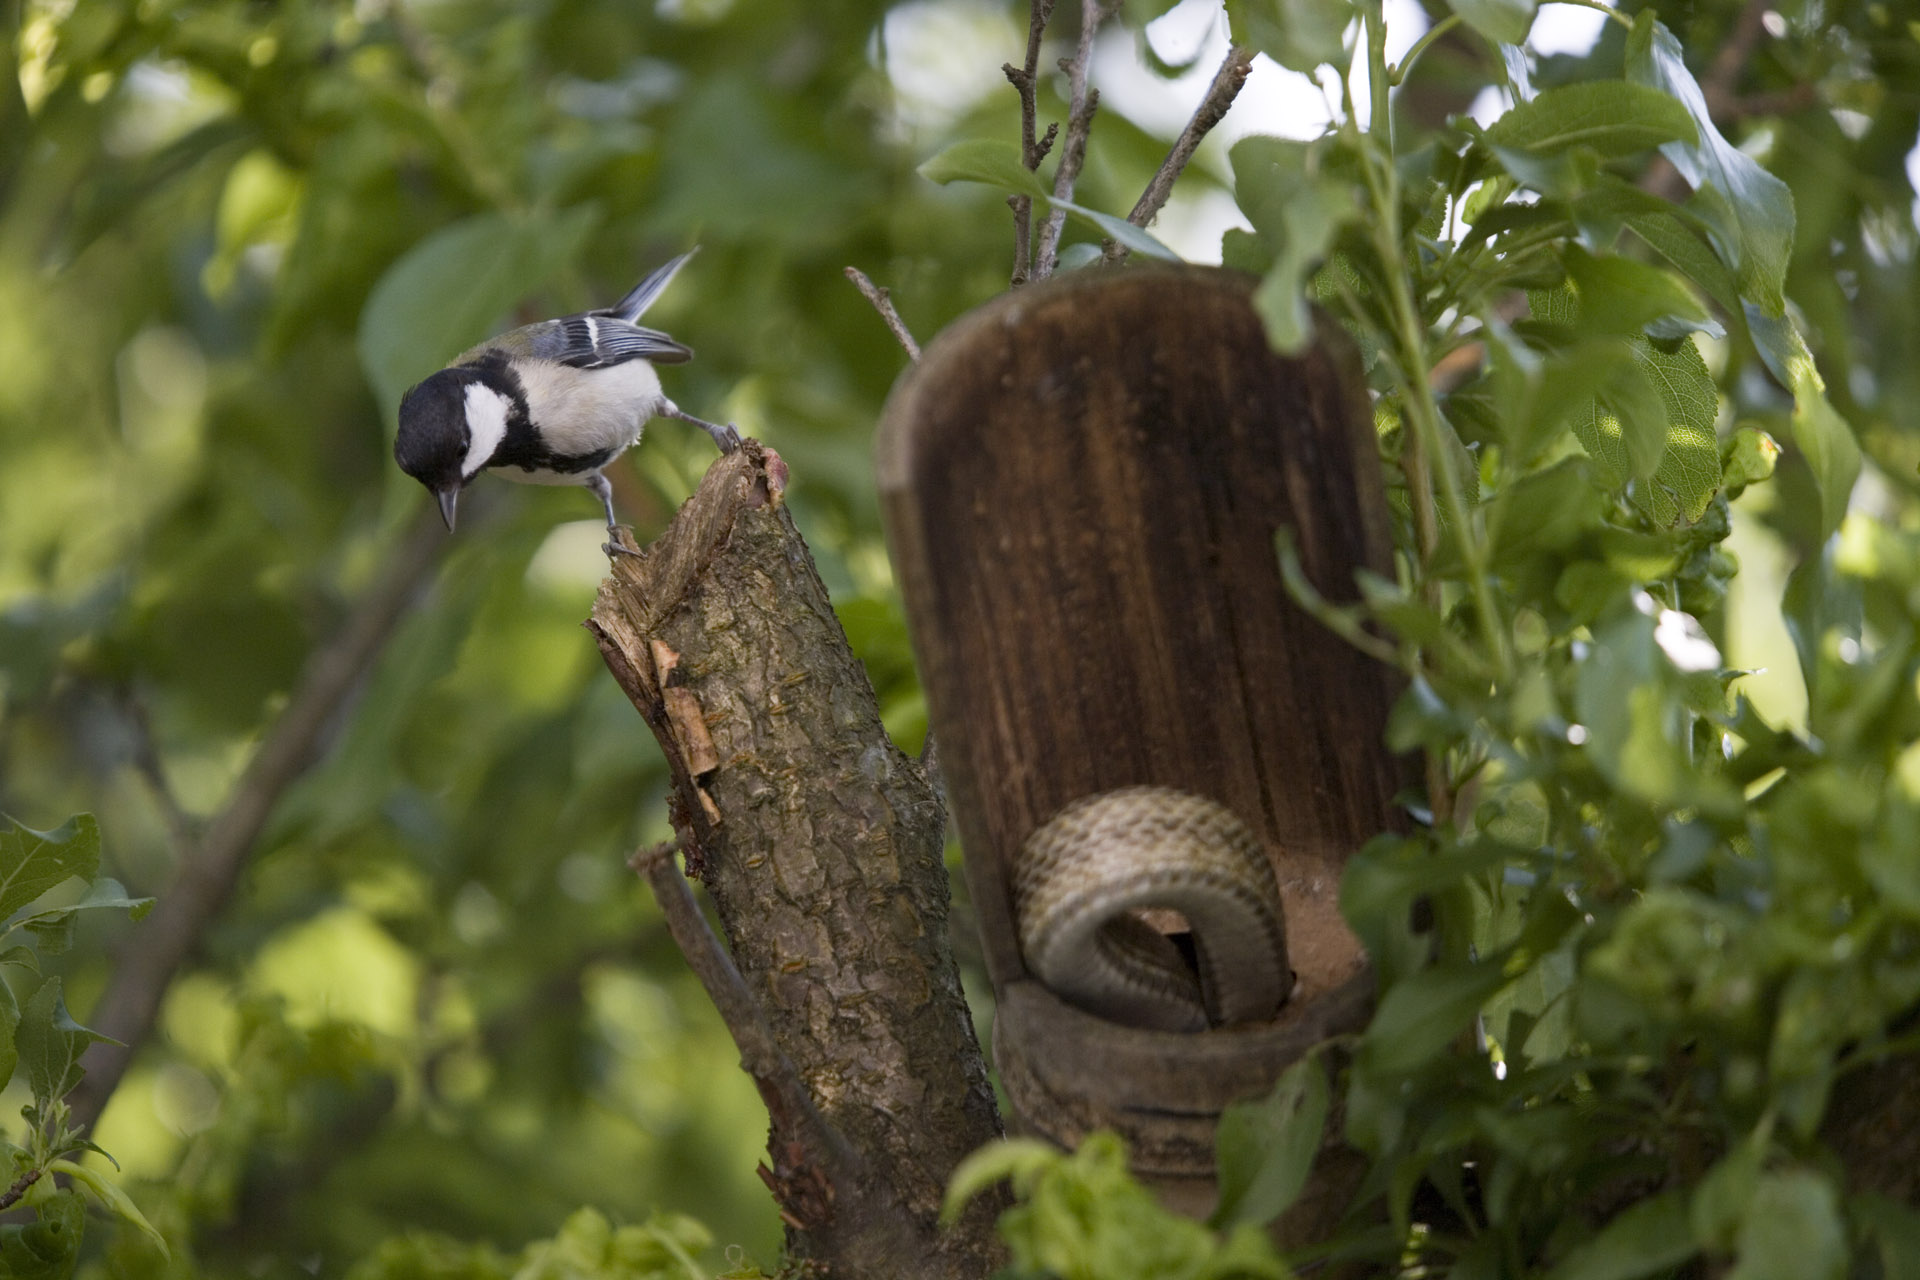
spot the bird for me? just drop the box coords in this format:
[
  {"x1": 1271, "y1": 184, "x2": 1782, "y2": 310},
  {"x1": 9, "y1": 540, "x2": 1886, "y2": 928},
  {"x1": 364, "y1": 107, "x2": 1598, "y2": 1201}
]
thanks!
[{"x1": 393, "y1": 248, "x2": 739, "y2": 554}]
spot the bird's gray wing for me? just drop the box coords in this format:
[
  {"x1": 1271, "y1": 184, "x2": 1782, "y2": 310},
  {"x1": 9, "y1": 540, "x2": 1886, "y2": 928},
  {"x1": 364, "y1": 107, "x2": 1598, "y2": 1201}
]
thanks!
[{"x1": 517, "y1": 315, "x2": 694, "y2": 369}]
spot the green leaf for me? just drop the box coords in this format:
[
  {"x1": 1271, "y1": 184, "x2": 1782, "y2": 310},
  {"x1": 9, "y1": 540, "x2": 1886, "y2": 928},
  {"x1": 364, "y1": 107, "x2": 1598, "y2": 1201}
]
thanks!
[
  {"x1": 1485, "y1": 80, "x2": 1695, "y2": 158},
  {"x1": 1625, "y1": 211, "x2": 1744, "y2": 324},
  {"x1": 1578, "y1": 346, "x2": 1667, "y2": 484},
  {"x1": 1360, "y1": 958, "x2": 1513, "y2": 1076},
  {"x1": 941, "y1": 1137, "x2": 1061, "y2": 1223},
  {"x1": 1545, "y1": 1188, "x2": 1695, "y2": 1280},
  {"x1": 1446, "y1": 0, "x2": 1535, "y2": 45},
  {"x1": 1252, "y1": 184, "x2": 1355, "y2": 351},
  {"x1": 1788, "y1": 371, "x2": 1862, "y2": 545},
  {"x1": 1487, "y1": 458, "x2": 1604, "y2": 567},
  {"x1": 0, "y1": 972, "x2": 17, "y2": 1095},
  {"x1": 0, "y1": 815, "x2": 100, "y2": 923},
  {"x1": 1483, "y1": 325, "x2": 1619, "y2": 464},
  {"x1": 47, "y1": 1160, "x2": 169, "y2": 1258},
  {"x1": 1211, "y1": 1054, "x2": 1330, "y2": 1231},
  {"x1": 17, "y1": 978, "x2": 112, "y2": 1108},
  {"x1": 917, "y1": 142, "x2": 1177, "y2": 262},
  {"x1": 916, "y1": 139, "x2": 1047, "y2": 200},
  {"x1": 0, "y1": 1190, "x2": 85, "y2": 1280},
  {"x1": 1226, "y1": 0, "x2": 1352, "y2": 73},
  {"x1": 1690, "y1": 1122, "x2": 1769, "y2": 1250},
  {"x1": 1563, "y1": 248, "x2": 1713, "y2": 340},
  {"x1": 1049, "y1": 197, "x2": 1182, "y2": 262},
  {"x1": 356, "y1": 205, "x2": 601, "y2": 422},
  {"x1": 1728, "y1": 1171, "x2": 1846, "y2": 1280},
  {"x1": 1637, "y1": 335, "x2": 1721, "y2": 526},
  {"x1": 1626, "y1": 15, "x2": 1793, "y2": 316},
  {"x1": 1855, "y1": 1194, "x2": 1920, "y2": 1280}
]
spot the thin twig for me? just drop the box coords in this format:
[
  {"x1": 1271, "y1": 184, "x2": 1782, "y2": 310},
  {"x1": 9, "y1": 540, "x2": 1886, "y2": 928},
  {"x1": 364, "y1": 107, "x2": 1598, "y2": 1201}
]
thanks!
[
  {"x1": 1009, "y1": 195, "x2": 1034, "y2": 287},
  {"x1": 1127, "y1": 43, "x2": 1254, "y2": 230},
  {"x1": 69, "y1": 505, "x2": 451, "y2": 1133},
  {"x1": 629, "y1": 841, "x2": 869, "y2": 1198},
  {"x1": 0, "y1": 1167, "x2": 41, "y2": 1212},
  {"x1": 843, "y1": 267, "x2": 921, "y2": 361},
  {"x1": 1034, "y1": 0, "x2": 1111, "y2": 279},
  {"x1": 1004, "y1": 0, "x2": 1057, "y2": 284}
]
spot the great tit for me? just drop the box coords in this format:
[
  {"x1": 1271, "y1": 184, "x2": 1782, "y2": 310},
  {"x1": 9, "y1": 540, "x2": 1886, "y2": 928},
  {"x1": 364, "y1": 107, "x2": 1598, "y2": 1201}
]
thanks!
[{"x1": 393, "y1": 248, "x2": 739, "y2": 552}]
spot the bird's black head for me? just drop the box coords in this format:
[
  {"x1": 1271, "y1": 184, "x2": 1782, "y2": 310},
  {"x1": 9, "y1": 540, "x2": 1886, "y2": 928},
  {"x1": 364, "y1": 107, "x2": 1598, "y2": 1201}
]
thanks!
[{"x1": 396, "y1": 369, "x2": 475, "y2": 530}]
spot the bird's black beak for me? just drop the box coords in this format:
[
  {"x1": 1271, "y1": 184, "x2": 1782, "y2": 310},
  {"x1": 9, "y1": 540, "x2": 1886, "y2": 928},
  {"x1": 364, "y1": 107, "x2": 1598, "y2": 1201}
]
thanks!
[{"x1": 436, "y1": 488, "x2": 459, "y2": 532}]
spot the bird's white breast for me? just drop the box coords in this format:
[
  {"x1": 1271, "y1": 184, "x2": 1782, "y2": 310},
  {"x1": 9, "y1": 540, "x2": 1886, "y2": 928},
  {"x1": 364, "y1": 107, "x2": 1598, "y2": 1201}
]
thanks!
[{"x1": 517, "y1": 359, "x2": 665, "y2": 459}]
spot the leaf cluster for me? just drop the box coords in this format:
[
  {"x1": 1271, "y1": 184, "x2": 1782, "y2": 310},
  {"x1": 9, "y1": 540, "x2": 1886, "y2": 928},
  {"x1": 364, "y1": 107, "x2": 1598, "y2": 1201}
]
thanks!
[{"x1": 0, "y1": 814, "x2": 163, "y2": 1274}]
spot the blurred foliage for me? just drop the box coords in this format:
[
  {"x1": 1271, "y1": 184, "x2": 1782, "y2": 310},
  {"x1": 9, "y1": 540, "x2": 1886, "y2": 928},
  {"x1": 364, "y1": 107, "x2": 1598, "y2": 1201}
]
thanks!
[{"x1": 0, "y1": 0, "x2": 1195, "y2": 1273}]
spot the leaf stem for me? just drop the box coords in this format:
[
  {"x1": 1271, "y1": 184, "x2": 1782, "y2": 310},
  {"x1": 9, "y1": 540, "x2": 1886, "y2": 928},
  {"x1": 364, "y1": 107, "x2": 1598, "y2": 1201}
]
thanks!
[
  {"x1": 1390, "y1": 14, "x2": 1463, "y2": 87},
  {"x1": 1550, "y1": 0, "x2": 1634, "y2": 30},
  {"x1": 1358, "y1": 1, "x2": 1510, "y2": 681}
]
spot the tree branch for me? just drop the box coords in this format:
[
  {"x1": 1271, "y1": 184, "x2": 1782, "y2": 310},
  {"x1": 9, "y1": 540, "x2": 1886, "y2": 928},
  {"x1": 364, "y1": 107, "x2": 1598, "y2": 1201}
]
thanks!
[
  {"x1": 1034, "y1": 0, "x2": 1110, "y2": 279},
  {"x1": 844, "y1": 266, "x2": 922, "y2": 361},
  {"x1": 69, "y1": 506, "x2": 450, "y2": 1134},
  {"x1": 588, "y1": 444, "x2": 1003, "y2": 1279},
  {"x1": 1127, "y1": 43, "x2": 1254, "y2": 231},
  {"x1": 1004, "y1": 0, "x2": 1057, "y2": 285}
]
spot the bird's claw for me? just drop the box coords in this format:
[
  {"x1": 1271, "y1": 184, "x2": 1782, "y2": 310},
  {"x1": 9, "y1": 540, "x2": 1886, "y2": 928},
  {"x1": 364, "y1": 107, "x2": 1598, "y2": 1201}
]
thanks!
[{"x1": 604, "y1": 527, "x2": 643, "y2": 560}]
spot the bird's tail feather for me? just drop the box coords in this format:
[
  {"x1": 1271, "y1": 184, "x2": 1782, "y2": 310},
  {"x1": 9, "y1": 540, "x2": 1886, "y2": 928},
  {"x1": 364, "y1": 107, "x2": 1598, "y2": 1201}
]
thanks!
[{"x1": 610, "y1": 247, "x2": 698, "y2": 321}]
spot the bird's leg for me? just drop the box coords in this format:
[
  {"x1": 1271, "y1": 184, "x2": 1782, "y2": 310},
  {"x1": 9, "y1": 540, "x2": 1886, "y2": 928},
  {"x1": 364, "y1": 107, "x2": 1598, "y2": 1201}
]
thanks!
[
  {"x1": 588, "y1": 472, "x2": 641, "y2": 559},
  {"x1": 664, "y1": 404, "x2": 743, "y2": 454}
]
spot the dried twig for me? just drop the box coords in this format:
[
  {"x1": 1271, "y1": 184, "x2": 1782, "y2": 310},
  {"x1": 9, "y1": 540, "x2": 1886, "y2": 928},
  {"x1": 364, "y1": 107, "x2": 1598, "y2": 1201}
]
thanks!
[
  {"x1": 1034, "y1": 0, "x2": 1111, "y2": 279},
  {"x1": 1004, "y1": 0, "x2": 1057, "y2": 284},
  {"x1": 844, "y1": 267, "x2": 923, "y2": 362},
  {"x1": 1124, "y1": 43, "x2": 1255, "y2": 234}
]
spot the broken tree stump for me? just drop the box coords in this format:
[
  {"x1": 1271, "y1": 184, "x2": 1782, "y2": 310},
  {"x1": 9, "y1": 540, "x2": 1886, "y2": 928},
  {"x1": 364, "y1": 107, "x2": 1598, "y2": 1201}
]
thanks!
[{"x1": 589, "y1": 444, "x2": 1004, "y2": 1279}]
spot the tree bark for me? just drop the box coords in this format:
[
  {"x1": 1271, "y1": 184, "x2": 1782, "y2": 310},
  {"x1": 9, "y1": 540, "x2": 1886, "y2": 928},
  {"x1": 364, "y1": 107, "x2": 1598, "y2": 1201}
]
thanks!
[{"x1": 588, "y1": 443, "x2": 1003, "y2": 1279}]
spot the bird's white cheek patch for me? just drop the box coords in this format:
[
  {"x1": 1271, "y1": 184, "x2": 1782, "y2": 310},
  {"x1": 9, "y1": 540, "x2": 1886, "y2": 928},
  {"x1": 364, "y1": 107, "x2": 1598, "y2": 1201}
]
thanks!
[{"x1": 461, "y1": 383, "x2": 512, "y2": 477}]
